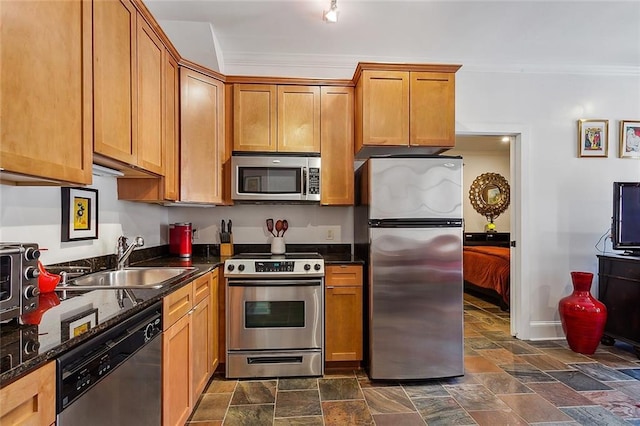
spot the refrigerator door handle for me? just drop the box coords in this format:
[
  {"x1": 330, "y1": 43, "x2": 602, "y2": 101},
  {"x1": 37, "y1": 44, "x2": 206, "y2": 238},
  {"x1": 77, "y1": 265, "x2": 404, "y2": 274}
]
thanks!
[{"x1": 368, "y1": 219, "x2": 463, "y2": 228}]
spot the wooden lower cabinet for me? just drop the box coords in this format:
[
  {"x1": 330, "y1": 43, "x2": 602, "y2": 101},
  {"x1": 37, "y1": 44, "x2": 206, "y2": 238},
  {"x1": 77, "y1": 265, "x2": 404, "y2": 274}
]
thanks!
[
  {"x1": 192, "y1": 288, "x2": 212, "y2": 397},
  {"x1": 0, "y1": 361, "x2": 56, "y2": 425},
  {"x1": 162, "y1": 309, "x2": 192, "y2": 426},
  {"x1": 325, "y1": 265, "x2": 363, "y2": 362},
  {"x1": 209, "y1": 268, "x2": 220, "y2": 371},
  {"x1": 162, "y1": 271, "x2": 214, "y2": 426}
]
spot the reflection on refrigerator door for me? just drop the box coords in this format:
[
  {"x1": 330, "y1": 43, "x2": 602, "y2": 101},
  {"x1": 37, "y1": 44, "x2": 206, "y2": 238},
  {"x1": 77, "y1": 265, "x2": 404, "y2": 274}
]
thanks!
[{"x1": 368, "y1": 226, "x2": 463, "y2": 380}]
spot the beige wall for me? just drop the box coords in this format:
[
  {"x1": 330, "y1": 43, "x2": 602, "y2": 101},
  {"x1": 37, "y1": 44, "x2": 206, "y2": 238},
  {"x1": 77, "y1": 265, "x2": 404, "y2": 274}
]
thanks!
[{"x1": 446, "y1": 146, "x2": 511, "y2": 233}]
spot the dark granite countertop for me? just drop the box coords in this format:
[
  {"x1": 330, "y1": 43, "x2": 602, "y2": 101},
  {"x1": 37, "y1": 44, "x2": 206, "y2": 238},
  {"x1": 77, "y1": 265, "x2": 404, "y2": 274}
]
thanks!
[
  {"x1": 0, "y1": 259, "x2": 221, "y2": 387},
  {"x1": 0, "y1": 246, "x2": 361, "y2": 386}
]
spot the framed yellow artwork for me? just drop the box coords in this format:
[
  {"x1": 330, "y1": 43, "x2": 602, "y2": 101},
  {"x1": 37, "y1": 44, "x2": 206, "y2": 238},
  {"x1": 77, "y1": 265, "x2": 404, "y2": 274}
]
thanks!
[{"x1": 61, "y1": 187, "x2": 98, "y2": 241}]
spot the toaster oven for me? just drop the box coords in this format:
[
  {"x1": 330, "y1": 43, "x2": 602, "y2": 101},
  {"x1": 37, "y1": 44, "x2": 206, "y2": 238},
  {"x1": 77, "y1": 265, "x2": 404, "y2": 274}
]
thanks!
[{"x1": 0, "y1": 243, "x2": 41, "y2": 321}]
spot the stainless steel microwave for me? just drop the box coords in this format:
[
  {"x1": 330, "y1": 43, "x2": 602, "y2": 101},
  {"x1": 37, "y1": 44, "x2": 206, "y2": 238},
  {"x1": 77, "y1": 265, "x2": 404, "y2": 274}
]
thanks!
[{"x1": 231, "y1": 154, "x2": 321, "y2": 202}]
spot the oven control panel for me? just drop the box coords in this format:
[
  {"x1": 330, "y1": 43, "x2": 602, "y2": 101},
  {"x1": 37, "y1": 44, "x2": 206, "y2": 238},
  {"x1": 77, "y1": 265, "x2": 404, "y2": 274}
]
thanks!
[
  {"x1": 255, "y1": 261, "x2": 294, "y2": 273},
  {"x1": 225, "y1": 258, "x2": 324, "y2": 277}
]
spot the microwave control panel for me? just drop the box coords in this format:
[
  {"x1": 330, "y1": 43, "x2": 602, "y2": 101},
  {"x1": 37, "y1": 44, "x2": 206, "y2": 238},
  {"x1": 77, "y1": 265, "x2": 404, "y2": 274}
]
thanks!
[{"x1": 308, "y1": 168, "x2": 320, "y2": 195}]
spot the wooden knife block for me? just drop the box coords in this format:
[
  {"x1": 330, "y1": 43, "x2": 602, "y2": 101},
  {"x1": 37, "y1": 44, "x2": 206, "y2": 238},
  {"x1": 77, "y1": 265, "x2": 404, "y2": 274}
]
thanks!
[{"x1": 220, "y1": 240, "x2": 234, "y2": 257}]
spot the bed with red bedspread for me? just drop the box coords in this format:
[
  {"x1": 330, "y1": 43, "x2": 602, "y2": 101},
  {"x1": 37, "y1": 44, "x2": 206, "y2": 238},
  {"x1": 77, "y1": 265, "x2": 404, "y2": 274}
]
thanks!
[{"x1": 463, "y1": 246, "x2": 510, "y2": 309}]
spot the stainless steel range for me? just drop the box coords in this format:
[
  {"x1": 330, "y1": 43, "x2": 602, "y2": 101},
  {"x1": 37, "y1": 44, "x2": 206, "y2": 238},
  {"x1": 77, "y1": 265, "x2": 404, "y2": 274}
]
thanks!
[{"x1": 225, "y1": 253, "x2": 324, "y2": 379}]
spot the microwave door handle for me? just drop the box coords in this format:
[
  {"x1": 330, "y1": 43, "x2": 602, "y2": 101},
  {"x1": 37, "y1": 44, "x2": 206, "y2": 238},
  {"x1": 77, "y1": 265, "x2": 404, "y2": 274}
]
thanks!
[{"x1": 302, "y1": 167, "x2": 307, "y2": 197}]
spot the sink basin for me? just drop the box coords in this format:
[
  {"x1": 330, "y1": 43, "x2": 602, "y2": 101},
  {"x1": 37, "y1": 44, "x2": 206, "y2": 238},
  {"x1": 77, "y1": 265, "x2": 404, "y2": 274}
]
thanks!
[{"x1": 60, "y1": 267, "x2": 198, "y2": 290}]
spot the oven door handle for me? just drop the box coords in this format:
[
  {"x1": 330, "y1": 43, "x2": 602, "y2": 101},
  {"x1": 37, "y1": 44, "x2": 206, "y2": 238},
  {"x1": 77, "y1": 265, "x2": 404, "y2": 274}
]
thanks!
[{"x1": 227, "y1": 279, "x2": 322, "y2": 287}]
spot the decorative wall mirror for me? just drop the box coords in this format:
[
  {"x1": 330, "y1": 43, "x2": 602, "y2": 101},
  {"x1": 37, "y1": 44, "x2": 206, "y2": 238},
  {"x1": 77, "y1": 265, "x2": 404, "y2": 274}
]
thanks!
[{"x1": 469, "y1": 173, "x2": 511, "y2": 226}]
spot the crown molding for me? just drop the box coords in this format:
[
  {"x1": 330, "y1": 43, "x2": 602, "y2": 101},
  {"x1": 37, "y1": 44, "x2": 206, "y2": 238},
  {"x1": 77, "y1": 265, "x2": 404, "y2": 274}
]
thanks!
[{"x1": 223, "y1": 52, "x2": 640, "y2": 79}]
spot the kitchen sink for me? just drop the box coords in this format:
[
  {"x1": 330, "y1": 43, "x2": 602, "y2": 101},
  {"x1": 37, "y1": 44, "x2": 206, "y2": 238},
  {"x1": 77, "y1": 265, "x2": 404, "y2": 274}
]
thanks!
[{"x1": 60, "y1": 267, "x2": 198, "y2": 290}]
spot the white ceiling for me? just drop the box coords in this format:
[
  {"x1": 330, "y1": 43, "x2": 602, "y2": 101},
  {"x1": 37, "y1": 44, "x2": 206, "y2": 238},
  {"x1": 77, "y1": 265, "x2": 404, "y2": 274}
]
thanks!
[{"x1": 144, "y1": 0, "x2": 640, "y2": 79}]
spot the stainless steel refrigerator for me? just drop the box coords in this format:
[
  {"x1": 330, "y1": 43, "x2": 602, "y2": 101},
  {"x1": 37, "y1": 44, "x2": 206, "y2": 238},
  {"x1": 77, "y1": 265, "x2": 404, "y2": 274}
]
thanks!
[{"x1": 354, "y1": 156, "x2": 464, "y2": 380}]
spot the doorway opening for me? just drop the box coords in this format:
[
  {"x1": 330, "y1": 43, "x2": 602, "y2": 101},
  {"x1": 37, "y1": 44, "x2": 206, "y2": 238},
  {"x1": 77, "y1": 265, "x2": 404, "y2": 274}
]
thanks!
[{"x1": 448, "y1": 129, "x2": 527, "y2": 339}]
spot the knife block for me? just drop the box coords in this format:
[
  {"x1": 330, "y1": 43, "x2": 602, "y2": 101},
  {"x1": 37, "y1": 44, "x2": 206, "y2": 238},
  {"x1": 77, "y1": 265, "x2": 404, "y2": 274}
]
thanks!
[{"x1": 220, "y1": 240, "x2": 234, "y2": 257}]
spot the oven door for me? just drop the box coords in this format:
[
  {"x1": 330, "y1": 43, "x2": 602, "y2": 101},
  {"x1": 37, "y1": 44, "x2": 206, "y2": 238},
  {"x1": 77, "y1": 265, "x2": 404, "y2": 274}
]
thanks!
[{"x1": 227, "y1": 279, "x2": 323, "y2": 351}]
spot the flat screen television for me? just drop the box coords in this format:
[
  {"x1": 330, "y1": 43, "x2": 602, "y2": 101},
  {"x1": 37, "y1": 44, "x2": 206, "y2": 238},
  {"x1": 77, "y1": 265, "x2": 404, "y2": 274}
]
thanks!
[{"x1": 612, "y1": 182, "x2": 640, "y2": 256}]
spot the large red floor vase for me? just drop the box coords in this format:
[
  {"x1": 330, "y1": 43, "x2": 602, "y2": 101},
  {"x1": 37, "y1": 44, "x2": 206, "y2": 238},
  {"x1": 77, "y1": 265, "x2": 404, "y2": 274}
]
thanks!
[{"x1": 558, "y1": 271, "x2": 607, "y2": 355}]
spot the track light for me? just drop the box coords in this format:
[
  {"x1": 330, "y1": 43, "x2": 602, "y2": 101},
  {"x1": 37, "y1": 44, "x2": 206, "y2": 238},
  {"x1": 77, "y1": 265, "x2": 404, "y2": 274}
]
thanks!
[{"x1": 323, "y1": 0, "x2": 339, "y2": 23}]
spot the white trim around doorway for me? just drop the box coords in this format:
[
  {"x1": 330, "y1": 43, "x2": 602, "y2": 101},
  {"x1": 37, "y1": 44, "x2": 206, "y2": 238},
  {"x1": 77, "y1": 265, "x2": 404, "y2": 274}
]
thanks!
[{"x1": 456, "y1": 123, "x2": 533, "y2": 340}]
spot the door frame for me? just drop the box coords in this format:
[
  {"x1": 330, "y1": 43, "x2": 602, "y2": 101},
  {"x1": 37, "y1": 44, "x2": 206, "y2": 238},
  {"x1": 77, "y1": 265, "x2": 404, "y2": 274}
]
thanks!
[{"x1": 456, "y1": 123, "x2": 532, "y2": 339}]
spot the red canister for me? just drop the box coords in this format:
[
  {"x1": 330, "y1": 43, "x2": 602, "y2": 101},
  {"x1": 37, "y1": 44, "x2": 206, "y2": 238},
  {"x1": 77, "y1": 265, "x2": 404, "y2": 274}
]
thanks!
[{"x1": 169, "y1": 223, "x2": 192, "y2": 258}]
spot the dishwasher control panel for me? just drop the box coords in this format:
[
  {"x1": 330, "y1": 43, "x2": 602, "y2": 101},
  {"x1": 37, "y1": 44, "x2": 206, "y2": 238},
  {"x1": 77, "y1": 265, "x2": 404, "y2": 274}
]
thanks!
[{"x1": 56, "y1": 302, "x2": 162, "y2": 413}]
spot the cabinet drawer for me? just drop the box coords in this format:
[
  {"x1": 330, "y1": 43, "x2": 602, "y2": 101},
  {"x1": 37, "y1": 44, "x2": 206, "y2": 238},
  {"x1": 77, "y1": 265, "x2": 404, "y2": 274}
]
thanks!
[
  {"x1": 326, "y1": 265, "x2": 362, "y2": 287},
  {"x1": 193, "y1": 273, "x2": 211, "y2": 305},
  {"x1": 599, "y1": 258, "x2": 640, "y2": 282},
  {"x1": 163, "y1": 283, "x2": 193, "y2": 329}
]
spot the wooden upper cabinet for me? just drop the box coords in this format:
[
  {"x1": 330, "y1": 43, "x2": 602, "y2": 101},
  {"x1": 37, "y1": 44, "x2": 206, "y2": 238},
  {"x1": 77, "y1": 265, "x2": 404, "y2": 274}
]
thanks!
[
  {"x1": 410, "y1": 72, "x2": 456, "y2": 147},
  {"x1": 277, "y1": 85, "x2": 320, "y2": 153},
  {"x1": 233, "y1": 84, "x2": 320, "y2": 153},
  {"x1": 180, "y1": 67, "x2": 224, "y2": 204},
  {"x1": 115, "y1": 48, "x2": 179, "y2": 202},
  {"x1": 359, "y1": 71, "x2": 409, "y2": 146},
  {"x1": 136, "y1": 16, "x2": 164, "y2": 174},
  {"x1": 0, "y1": 0, "x2": 93, "y2": 185},
  {"x1": 354, "y1": 64, "x2": 460, "y2": 153},
  {"x1": 321, "y1": 86, "x2": 354, "y2": 205},
  {"x1": 163, "y1": 51, "x2": 180, "y2": 201},
  {"x1": 93, "y1": 0, "x2": 137, "y2": 165},
  {"x1": 94, "y1": 0, "x2": 167, "y2": 175},
  {"x1": 233, "y1": 84, "x2": 277, "y2": 152}
]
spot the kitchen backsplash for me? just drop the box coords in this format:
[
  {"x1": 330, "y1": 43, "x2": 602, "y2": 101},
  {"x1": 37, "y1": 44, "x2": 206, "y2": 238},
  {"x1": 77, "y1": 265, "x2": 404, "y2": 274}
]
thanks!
[{"x1": 1, "y1": 175, "x2": 353, "y2": 265}]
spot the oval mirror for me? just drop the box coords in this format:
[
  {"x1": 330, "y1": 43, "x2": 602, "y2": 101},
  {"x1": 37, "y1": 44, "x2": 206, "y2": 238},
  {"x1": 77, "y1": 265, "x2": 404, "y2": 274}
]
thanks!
[{"x1": 469, "y1": 173, "x2": 511, "y2": 221}]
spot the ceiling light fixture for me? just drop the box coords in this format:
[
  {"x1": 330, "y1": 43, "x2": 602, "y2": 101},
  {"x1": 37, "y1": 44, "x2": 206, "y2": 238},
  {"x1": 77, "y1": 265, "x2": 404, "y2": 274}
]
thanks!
[{"x1": 323, "y1": 0, "x2": 339, "y2": 23}]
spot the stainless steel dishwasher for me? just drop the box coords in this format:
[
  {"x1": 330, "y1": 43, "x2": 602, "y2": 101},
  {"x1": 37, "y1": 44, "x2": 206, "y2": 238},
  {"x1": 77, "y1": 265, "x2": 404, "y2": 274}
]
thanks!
[{"x1": 56, "y1": 301, "x2": 162, "y2": 425}]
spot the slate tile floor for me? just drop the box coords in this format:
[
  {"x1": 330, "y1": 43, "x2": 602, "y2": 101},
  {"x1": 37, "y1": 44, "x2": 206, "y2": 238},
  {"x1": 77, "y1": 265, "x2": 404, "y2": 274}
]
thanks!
[{"x1": 188, "y1": 293, "x2": 640, "y2": 425}]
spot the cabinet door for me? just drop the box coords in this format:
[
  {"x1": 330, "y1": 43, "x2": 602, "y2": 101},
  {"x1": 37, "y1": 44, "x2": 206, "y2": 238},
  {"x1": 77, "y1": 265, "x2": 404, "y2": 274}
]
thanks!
[
  {"x1": 163, "y1": 313, "x2": 192, "y2": 426},
  {"x1": 277, "y1": 85, "x2": 320, "y2": 153},
  {"x1": 360, "y1": 70, "x2": 409, "y2": 146},
  {"x1": 93, "y1": 0, "x2": 137, "y2": 164},
  {"x1": 325, "y1": 265, "x2": 363, "y2": 362},
  {"x1": 410, "y1": 72, "x2": 456, "y2": 147},
  {"x1": 321, "y1": 87, "x2": 354, "y2": 205},
  {"x1": 163, "y1": 50, "x2": 180, "y2": 200},
  {"x1": 192, "y1": 296, "x2": 211, "y2": 398},
  {"x1": 325, "y1": 286, "x2": 363, "y2": 361},
  {"x1": 233, "y1": 84, "x2": 277, "y2": 152},
  {"x1": 0, "y1": 0, "x2": 92, "y2": 184},
  {"x1": 180, "y1": 68, "x2": 224, "y2": 204},
  {"x1": 136, "y1": 16, "x2": 164, "y2": 174},
  {"x1": 0, "y1": 361, "x2": 55, "y2": 425},
  {"x1": 210, "y1": 268, "x2": 220, "y2": 371}
]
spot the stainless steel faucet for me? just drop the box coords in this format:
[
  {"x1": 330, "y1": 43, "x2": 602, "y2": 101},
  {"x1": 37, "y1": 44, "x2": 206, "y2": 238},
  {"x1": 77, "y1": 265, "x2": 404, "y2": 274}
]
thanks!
[{"x1": 116, "y1": 236, "x2": 144, "y2": 270}]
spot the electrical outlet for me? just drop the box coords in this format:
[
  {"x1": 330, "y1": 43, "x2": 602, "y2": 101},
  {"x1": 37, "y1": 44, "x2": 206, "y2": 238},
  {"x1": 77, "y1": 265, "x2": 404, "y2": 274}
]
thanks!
[
  {"x1": 326, "y1": 229, "x2": 334, "y2": 240},
  {"x1": 192, "y1": 229, "x2": 199, "y2": 240}
]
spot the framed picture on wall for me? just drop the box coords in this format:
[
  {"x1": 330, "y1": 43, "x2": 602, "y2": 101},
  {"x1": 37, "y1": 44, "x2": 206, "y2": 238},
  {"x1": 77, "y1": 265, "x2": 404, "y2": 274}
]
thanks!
[
  {"x1": 619, "y1": 120, "x2": 640, "y2": 158},
  {"x1": 578, "y1": 119, "x2": 608, "y2": 158},
  {"x1": 61, "y1": 187, "x2": 98, "y2": 241}
]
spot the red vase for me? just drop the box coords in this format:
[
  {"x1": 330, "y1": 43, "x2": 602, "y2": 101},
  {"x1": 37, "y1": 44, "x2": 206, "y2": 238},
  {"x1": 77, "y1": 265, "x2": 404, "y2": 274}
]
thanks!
[{"x1": 558, "y1": 271, "x2": 607, "y2": 355}]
